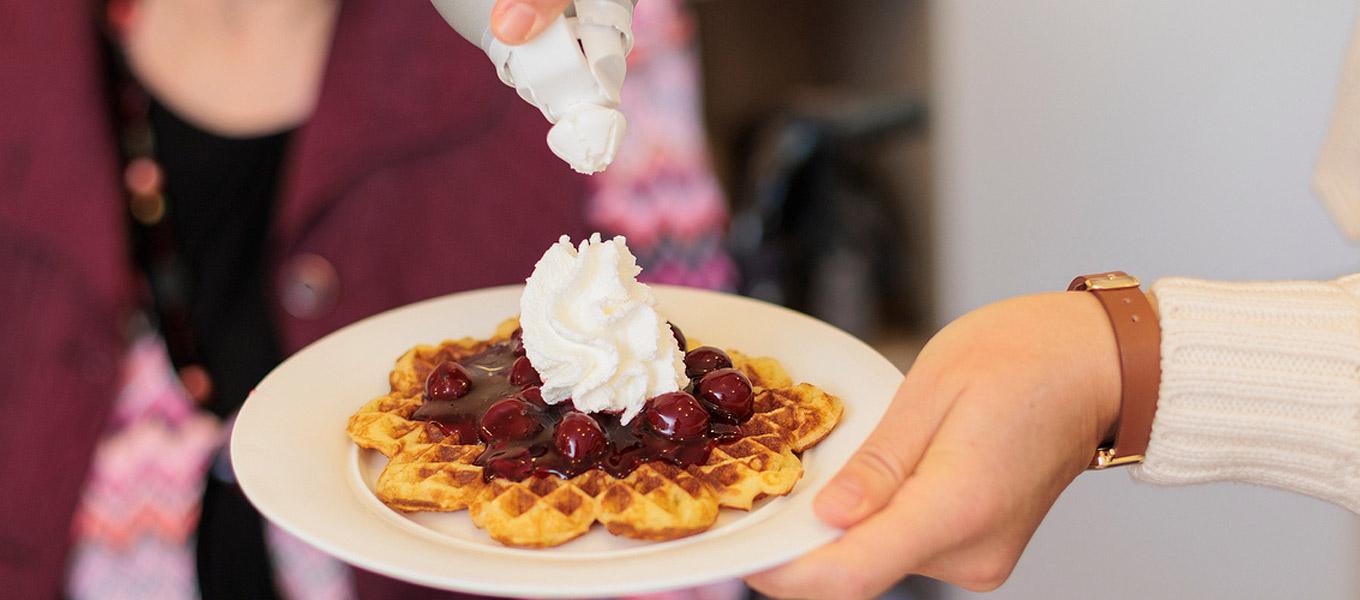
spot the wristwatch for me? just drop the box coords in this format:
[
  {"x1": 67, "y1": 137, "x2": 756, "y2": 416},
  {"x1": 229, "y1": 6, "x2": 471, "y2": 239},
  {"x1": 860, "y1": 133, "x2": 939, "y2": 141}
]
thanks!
[{"x1": 1067, "y1": 272, "x2": 1162, "y2": 469}]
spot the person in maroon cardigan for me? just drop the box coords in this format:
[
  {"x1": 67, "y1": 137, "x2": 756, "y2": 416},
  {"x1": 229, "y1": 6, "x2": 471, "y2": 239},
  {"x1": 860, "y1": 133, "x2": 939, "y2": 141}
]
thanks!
[{"x1": 0, "y1": 0, "x2": 637, "y2": 598}]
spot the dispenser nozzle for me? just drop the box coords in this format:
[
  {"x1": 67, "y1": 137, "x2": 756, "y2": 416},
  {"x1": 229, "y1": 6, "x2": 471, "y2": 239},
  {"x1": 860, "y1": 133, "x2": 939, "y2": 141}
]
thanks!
[{"x1": 430, "y1": 0, "x2": 637, "y2": 174}]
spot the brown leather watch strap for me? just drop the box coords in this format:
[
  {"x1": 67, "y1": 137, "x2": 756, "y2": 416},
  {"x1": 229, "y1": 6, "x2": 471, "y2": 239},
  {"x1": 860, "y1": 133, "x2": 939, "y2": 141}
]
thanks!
[{"x1": 1068, "y1": 272, "x2": 1162, "y2": 469}]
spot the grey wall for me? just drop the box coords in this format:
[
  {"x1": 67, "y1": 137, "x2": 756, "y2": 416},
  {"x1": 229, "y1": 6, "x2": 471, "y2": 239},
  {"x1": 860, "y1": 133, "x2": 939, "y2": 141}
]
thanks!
[{"x1": 930, "y1": 1, "x2": 1360, "y2": 598}]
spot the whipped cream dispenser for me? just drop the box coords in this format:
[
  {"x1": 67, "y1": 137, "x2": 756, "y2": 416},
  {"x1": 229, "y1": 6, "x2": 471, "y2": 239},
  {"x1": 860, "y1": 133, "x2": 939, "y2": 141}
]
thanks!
[{"x1": 430, "y1": 0, "x2": 637, "y2": 174}]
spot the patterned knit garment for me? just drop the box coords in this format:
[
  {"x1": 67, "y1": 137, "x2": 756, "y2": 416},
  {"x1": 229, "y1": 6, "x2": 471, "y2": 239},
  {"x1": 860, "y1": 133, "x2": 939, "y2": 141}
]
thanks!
[{"x1": 67, "y1": 336, "x2": 225, "y2": 600}]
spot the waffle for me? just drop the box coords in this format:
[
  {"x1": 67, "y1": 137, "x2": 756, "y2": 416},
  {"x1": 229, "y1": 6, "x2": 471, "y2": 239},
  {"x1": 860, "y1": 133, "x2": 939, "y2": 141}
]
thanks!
[
  {"x1": 346, "y1": 322, "x2": 844, "y2": 548},
  {"x1": 375, "y1": 437, "x2": 486, "y2": 512}
]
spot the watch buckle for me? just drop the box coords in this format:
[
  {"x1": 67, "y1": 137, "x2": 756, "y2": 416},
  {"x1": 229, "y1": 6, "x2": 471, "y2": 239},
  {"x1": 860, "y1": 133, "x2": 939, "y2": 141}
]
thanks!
[
  {"x1": 1073, "y1": 273, "x2": 1141, "y2": 292},
  {"x1": 1090, "y1": 447, "x2": 1145, "y2": 469}
]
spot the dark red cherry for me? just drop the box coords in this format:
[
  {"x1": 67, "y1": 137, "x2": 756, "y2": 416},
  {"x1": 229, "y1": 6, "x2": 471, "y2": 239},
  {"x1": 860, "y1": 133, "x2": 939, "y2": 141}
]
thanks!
[
  {"x1": 478, "y1": 398, "x2": 543, "y2": 443},
  {"x1": 446, "y1": 421, "x2": 479, "y2": 444},
  {"x1": 697, "y1": 368, "x2": 754, "y2": 423},
  {"x1": 425, "y1": 361, "x2": 473, "y2": 402},
  {"x1": 486, "y1": 453, "x2": 534, "y2": 481},
  {"x1": 645, "y1": 392, "x2": 710, "y2": 439},
  {"x1": 684, "y1": 346, "x2": 732, "y2": 379},
  {"x1": 554, "y1": 412, "x2": 608, "y2": 461},
  {"x1": 509, "y1": 355, "x2": 542, "y2": 388},
  {"x1": 518, "y1": 386, "x2": 546, "y2": 407},
  {"x1": 668, "y1": 322, "x2": 687, "y2": 352},
  {"x1": 510, "y1": 327, "x2": 526, "y2": 356}
]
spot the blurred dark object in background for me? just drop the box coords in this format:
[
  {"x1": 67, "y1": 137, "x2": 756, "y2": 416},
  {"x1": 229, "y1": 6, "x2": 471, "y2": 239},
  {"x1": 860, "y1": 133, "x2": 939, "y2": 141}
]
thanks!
[
  {"x1": 729, "y1": 93, "x2": 924, "y2": 338},
  {"x1": 690, "y1": 0, "x2": 931, "y2": 339}
]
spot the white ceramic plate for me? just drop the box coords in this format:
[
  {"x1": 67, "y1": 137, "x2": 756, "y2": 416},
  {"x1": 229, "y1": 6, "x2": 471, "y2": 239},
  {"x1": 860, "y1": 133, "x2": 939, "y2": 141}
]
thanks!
[{"x1": 232, "y1": 285, "x2": 900, "y2": 598}]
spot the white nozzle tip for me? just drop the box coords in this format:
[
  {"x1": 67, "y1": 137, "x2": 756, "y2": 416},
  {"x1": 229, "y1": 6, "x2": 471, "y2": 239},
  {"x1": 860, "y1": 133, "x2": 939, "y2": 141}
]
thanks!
[{"x1": 546, "y1": 105, "x2": 627, "y2": 174}]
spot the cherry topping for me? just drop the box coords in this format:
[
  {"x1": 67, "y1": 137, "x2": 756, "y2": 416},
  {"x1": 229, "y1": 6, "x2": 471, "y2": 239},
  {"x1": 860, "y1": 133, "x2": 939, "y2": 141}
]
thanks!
[
  {"x1": 697, "y1": 368, "x2": 754, "y2": 423},
  {"x1": 554, "y1": 412, "x2": 608, "y2": 462},
  {"x1": 425, "y1": 361, "x2": 473, "y2": 402},
  {"x1": 684, "y1": 346, "x2": 733, "y2": 379},
  {"x1": 447, "y1": 421, "x2": 480, "y2": 444},
  {"x1": 509, "y1": 355, "x2": 542, "y2": 388},
  {"x1": 424, "y1": 421, "x2": 453, "y2": 443},
  {"x1": 669, "y1": 322, "x2": 687, "y2": 352},
  {"x1": 510, "y1": 327, "x2": 526, "y2": 356},
  {"x1": 645, "y1": 392, "x2": 710, "y2": 439},
  {"x1": 426, "y1": 418, "x2": 477, "y2": 444},
  {"x1": 519, "y1": 386, "x2": 546, "y2": 407},
  {"x1": 479, "y1": 398, "x2": 543, "y2": 443},
  {"x1": 486, "y1": 452, "x2": 534, "y2": 480},
  {"x1": 412, "y1": 338, "x2": 757, "y2": 482}
]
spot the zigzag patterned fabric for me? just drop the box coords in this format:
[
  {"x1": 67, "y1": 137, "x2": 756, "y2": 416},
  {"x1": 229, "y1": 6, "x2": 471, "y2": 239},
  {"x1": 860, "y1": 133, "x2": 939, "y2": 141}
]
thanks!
[
  {"x1": 67, "y1": 336, "x2": 225, "y2": 600},
  {"x1": 67, "y1": 336, "x2": 360, "y2": 600}
]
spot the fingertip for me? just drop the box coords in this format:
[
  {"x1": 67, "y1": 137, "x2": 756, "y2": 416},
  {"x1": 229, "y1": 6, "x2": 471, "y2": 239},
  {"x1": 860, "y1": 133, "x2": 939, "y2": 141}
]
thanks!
[
  {"x1": 491, "y1": 2, "x2": 538, "y2": 45},
  {"x1": 747, "y1": 541, "x2": 880, "y2": 600},
  {"x1": 745, "y1": 562, "x2": 813, "y2": 600},
  {"x1": 743, "y1": 570, "x2": 780, "y2": 598}
]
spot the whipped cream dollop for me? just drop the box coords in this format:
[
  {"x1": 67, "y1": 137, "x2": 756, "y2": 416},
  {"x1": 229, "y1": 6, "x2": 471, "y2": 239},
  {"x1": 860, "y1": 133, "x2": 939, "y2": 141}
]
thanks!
[{"x1": 519, "y1": 234, "x2": 686, "y2": 423}]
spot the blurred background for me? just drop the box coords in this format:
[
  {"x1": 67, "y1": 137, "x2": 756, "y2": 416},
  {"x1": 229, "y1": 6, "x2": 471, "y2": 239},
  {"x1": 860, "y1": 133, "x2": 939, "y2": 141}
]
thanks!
[{"x1": 690, "y1": 0, "x2": 1360, "y2": 598}]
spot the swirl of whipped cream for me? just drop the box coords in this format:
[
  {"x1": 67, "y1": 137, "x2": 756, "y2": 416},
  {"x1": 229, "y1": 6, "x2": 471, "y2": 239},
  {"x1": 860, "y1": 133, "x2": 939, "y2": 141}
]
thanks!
[{"x1": 519, "y1": 234, "x2": 686, "y2": 423}]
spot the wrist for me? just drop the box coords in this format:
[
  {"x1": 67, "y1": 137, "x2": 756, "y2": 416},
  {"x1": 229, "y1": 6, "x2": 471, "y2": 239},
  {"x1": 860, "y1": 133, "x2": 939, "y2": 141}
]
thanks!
[
  {"x1": 1076, "y1": 293, "x2": 1123, "y2": 447},
  {"x1": 1068, "y1": 272, "x2": 1163, "y2": 468}
]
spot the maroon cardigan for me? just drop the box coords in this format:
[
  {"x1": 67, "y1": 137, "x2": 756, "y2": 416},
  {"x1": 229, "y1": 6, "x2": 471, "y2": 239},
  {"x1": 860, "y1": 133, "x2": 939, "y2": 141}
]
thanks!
[{"x1": 0, "y1": 1, "x2": 587, "y2": 597}]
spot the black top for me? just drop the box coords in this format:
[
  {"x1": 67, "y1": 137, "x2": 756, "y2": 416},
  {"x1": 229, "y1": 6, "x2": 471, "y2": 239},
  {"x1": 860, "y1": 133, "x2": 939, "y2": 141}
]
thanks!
[
  {"x1": 138, "y1": 100, "x2": 290, "y2": 600},
  {"x1": 145, "y1": 100, "x2": 287, "y2": 418}
]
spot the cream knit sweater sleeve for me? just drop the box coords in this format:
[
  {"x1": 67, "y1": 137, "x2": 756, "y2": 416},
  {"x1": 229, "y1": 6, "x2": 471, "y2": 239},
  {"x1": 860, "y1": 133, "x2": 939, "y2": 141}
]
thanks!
[
  {"x1": 1132, "y1": 276, "x2": 1360, "y2": 513},
  {"x1": 1132, "y1": 13, "x2": 1360, "y2": 511}
]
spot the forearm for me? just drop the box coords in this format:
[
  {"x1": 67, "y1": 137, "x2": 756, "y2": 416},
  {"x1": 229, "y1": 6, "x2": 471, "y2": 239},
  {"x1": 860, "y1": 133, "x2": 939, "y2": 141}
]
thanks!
[{"x1": 1135, "y1": 276, "x2": 1360, "y2": 513}]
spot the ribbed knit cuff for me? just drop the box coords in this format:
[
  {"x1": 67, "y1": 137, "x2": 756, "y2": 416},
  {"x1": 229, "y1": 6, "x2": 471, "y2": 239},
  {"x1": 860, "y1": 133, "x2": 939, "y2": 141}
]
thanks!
[{"x1": 1133, "y1": 277, "x2": 1360, "y2": 513}]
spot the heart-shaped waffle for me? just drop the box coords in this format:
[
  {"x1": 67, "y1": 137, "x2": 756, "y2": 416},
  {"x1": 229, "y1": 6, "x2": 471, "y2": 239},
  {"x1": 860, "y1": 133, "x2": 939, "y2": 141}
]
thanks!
[{"x1": 347, "y1": 321, "x2": 843, "y2": 547}]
